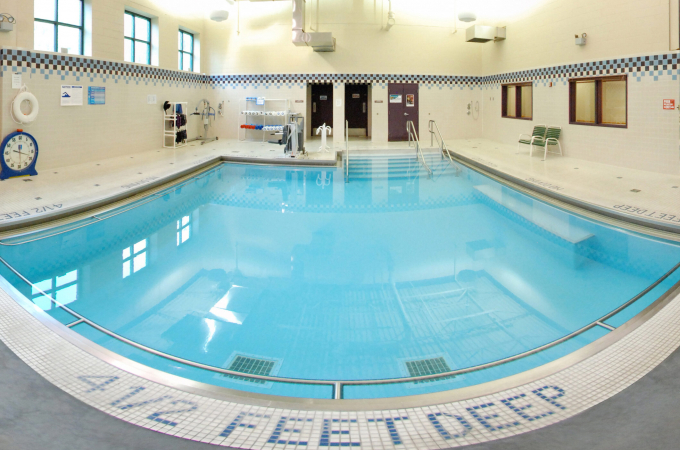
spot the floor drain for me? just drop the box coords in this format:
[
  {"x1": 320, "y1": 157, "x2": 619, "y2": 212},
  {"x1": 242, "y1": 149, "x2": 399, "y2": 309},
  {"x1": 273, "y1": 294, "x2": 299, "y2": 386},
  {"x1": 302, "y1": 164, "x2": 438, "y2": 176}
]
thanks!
[
  {"x1": 35, "y1": 197, "x2": 41, "y2": 200},
  {"x1": 630, "y1": 189, "x2": 641, "y2": 193},
  {"x1": 405, "y1": 357, "x2": 454, "y2": 384},
  {"x1": 673, "y1": 186, "x2": 678, "y2": 189},
  {"x1": 224, "y1": 356, "x2": 275, "y2": 384},
  {"x1": 617, "y1": 177, "x2": 622, "y2": 179},
  {"x1": 23, "y1": 179, "x2": 32, "y2": 182}
]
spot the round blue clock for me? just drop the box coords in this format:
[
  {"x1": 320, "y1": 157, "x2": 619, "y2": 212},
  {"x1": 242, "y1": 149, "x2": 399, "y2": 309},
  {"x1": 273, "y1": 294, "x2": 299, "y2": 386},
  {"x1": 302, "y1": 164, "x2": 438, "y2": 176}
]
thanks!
[{"x1": 1, "y1": 130, "x2": 39, "y2": 181}]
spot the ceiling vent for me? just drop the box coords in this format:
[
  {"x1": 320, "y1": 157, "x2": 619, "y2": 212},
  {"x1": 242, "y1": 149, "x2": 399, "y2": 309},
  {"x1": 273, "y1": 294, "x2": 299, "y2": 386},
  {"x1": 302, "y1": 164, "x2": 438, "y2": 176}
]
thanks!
[
  {"x1": 292, "y1": 0, "x2": 336, "y2": 52},
  {"x1": 466, "y1": 25, "x2": 506, "y2": 43}
]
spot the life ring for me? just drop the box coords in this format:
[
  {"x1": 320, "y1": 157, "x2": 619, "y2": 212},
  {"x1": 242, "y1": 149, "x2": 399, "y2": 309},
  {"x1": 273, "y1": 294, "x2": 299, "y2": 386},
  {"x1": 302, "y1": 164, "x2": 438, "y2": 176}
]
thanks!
[{"x1": 13, "y1": 91, "x2": 40, "y2": 124}]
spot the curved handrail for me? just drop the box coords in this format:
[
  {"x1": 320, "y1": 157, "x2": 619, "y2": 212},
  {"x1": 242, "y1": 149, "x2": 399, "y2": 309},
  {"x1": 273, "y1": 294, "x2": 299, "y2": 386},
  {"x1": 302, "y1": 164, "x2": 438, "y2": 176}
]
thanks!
[
  {"x1": 345, "y1": 120, "x2": 349, "y2": 183},
  {"x1": 3, "y1": 252, "x2": 680, "y2": 400},
  {"x1": 429, "y1": 120, "x2": 453, "y2": 163},
  {"x1": 406, "y1": 121, "x2": 432, "y2": 177}
]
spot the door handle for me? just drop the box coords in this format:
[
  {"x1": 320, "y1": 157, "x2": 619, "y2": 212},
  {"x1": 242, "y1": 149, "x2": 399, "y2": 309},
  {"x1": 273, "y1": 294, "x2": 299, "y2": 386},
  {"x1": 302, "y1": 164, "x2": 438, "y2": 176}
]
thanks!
[
  {"x1": 313, "y1": 102, "x2": 316, "y2": 113},
  {"x1": 363, "y1": 102, "x2": 366, "y2": 114},
  {"x1": 404, "y1": 113, "x2": 409, "y2": 116}
]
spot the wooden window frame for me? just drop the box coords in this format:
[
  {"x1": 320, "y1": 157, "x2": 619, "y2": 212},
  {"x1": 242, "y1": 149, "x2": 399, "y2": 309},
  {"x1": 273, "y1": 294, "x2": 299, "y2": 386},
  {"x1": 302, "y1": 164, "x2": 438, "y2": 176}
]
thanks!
[
  {"x1": 501, "y1": 82, "x2": 533, "y2": 121},
  {"x1": 569, "y1": 75, "x2": 628, "y2": 129},
  {"x1": 124, "y1": 11, "x2": 152, "y2": 65},
  {"x1": 34, "y1": 0, "x2": 85, "y2": 55}
]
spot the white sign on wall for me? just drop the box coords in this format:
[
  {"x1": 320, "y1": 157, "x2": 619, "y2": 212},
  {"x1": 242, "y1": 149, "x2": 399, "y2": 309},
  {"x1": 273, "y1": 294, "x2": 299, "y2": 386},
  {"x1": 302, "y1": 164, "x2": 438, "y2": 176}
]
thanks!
[
  {"x1": 11, "y1": 73, "x2": 22, "y2": 89},
  {"x1": 61, "y1": 85, "x2": 84, "y2": 106}
]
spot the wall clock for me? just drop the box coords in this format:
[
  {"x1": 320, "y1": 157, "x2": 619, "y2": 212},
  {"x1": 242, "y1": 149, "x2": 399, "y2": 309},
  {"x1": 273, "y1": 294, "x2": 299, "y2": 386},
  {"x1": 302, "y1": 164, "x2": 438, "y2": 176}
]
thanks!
[{"x1": 1, "y1": 130, "x2": 39, "y2": 181}]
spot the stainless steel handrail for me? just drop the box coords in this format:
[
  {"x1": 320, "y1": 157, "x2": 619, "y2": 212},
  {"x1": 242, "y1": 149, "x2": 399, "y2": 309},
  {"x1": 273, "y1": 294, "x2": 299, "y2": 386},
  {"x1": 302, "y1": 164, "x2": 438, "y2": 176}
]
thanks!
[
  {"x1": 429, "y1": 120, "x2": 453, "y2": 163},
  {"x1": 345, "y1": 120, "x2": 349, "y2": 183},
  {"x1": 407, "y1": 120, "x2": 432, "y2": 177},
  {"x1": 2, "y1": 254, "x2": 680, "y2": 400}
]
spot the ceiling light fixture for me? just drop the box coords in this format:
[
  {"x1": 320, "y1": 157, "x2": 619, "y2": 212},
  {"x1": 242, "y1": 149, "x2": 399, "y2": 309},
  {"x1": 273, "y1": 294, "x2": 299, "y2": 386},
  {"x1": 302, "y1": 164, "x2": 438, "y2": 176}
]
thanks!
[
  {"x1": 210, "y1": 10, "x2": 229, "y2": 22},
  {"x1": 458, "y1": 11, "x2": 477, "y2": 23}
]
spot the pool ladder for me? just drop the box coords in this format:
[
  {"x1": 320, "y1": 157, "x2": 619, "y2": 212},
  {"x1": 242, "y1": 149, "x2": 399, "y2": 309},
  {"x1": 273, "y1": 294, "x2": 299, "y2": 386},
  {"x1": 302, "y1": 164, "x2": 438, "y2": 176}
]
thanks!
[{"x1": 406, "y1": 120, "x2": 432, "y2": 178}]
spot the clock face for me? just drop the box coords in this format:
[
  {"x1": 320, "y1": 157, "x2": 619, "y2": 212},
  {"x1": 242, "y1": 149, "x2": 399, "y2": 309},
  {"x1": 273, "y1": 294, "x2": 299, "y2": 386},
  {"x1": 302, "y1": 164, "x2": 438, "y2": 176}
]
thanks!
[{"x1": 3, "y1": 134, "x2": 36, "y2": 172}]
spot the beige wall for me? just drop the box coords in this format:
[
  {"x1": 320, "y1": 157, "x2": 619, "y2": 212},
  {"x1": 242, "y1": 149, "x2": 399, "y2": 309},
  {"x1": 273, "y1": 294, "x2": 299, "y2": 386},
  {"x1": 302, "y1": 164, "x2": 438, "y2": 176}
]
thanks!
[
  {"x1": 202, "y1": 0, "x2": 481, "y2": 76},
  {"x1": 481, "y1": 0, "x2": 674, "y2": 75}
]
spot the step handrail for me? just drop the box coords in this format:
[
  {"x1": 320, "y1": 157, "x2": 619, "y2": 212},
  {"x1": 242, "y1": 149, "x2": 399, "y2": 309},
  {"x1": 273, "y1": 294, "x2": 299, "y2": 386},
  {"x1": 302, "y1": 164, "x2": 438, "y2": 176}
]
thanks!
[
  {"x1": 429, "y1": 119, "x2": 453, "y2": 163},
  {"x1": 406, "y1": 120, "x2": 432, "y2": 177},
  {"x1": 345, "y1": 120, "x2": 349, "y2": 183}
]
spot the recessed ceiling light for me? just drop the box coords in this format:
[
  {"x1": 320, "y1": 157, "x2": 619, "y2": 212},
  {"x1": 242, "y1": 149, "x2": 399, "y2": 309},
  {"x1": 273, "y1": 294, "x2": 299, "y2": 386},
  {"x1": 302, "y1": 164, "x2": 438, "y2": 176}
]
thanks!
[{"x1": 458, "y1": 11, "x2": 477, "y2": 23}]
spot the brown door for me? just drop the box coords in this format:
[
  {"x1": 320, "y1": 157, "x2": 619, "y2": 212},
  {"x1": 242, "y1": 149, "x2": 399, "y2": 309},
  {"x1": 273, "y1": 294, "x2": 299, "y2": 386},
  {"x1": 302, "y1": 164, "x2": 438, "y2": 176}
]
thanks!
[
  {"x1": 311, "y1": 83, "x2": 334, "y2": 135},
  {"x1": 388, "y1": 83, "x2": 419, "y2": 141},
  {"x1": 345, "y1": 84, "x2": 368, "y2": 134}
]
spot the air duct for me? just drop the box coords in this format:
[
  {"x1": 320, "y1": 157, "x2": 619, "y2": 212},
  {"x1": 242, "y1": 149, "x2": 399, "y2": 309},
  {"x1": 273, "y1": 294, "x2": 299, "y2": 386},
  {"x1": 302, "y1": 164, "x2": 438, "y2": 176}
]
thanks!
[
  {"x1": 292, "y1": 0, "x2": 336, "y2": 52},
  {"x1": 465, "y1": 25, "x2": 506, "y2": 43}
]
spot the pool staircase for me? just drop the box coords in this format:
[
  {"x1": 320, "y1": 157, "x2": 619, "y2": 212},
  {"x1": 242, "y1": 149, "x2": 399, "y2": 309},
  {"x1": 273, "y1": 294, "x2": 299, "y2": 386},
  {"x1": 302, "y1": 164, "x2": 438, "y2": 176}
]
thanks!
[{"x1": 344, "y1": 153, "x2": 450, "y2": 181}]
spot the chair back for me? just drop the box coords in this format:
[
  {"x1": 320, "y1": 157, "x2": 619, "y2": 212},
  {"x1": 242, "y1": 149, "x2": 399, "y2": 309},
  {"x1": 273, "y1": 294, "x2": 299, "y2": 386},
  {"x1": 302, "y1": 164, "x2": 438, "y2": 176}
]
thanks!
[
  {"x1": 546, "y1": 126, "x2": 561, "y2": 140},
  {"x1": 532, "y1": 125, "x2": 547, "y2": 138}
]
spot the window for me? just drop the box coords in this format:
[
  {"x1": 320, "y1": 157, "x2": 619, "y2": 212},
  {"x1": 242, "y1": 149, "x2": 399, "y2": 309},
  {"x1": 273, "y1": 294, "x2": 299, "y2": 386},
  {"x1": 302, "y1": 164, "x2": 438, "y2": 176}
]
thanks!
[
  {"x1": 123, "y1": 239, "x2": 147, "y2": 278},
  {"x1": 502, "y1": 83, "x2": 532, "y2": 120},
  {"x1": 34, "y1": 0, "x2": 84, "y2": 54},
  {"x1": 569, "y1": 76, "x2": 627, "y2": 128},
  {"x1": 177, "y1": 215, "x2": 191, "y2": 246},
  {"x1": 124, "y1": 11, "x2": 151, "y2": 65},
  {"x1": 178, "y1": 30, "x2": 194, "y2": 71},
  {"x1": 31, "y1": 270, "x2": 78, "y2": 311}
]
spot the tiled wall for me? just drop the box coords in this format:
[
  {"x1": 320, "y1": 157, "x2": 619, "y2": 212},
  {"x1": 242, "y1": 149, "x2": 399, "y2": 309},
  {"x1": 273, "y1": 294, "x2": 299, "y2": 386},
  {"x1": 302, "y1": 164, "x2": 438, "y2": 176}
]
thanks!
[
  {"x1": 481, "y1": 53, "x2": 680, "y2": 174},
  {"x1": 1, "y1": 50, "x2": 206, "y2": 170},
  {"x1": 1, "y1": 48, "x2": 678, "y2": 174}
]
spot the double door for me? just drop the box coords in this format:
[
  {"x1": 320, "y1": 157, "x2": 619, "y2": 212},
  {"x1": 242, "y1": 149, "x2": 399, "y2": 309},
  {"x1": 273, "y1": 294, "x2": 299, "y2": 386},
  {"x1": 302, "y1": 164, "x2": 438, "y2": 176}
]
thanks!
[{"x1": 388, "y1": 83, "x2": 419, "y2": 141}]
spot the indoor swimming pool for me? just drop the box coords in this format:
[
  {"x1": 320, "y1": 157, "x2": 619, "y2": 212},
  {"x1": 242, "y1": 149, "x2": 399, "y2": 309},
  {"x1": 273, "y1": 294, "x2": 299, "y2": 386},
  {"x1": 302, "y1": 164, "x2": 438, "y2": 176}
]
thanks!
[{"x1": 1, "y1": 154, "x2": 679, "y2": 400}]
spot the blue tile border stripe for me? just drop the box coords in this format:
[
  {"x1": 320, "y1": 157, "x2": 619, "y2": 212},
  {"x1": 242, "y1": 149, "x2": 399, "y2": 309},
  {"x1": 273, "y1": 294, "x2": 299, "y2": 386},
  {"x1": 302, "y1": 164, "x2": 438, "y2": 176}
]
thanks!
[{"x1": 2, "y1": 49, "x2": 678, "y2": 86}]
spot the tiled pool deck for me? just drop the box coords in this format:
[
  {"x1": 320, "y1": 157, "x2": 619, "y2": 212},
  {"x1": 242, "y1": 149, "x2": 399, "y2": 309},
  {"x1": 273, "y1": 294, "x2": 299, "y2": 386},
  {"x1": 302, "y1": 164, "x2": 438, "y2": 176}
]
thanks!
[{"x1": 0, "y1": 138, "x2": 679, "y2": 448}]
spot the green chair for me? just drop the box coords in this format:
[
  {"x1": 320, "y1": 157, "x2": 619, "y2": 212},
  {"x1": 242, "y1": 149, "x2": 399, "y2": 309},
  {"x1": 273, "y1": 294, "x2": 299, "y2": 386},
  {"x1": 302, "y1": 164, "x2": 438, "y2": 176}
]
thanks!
[
  {"x1": 518, "y1": 125, "x2": 546, "y2": 153},
  {"x1": 530, "y1": 125, "x2": 562, "y2": 160}
]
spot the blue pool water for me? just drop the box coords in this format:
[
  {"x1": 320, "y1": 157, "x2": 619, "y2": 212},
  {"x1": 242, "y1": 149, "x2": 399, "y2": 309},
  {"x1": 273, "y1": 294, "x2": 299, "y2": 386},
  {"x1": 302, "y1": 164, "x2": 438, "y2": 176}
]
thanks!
[{"x1": 1, "y1": 154, "x2": 680, "y2": 399}]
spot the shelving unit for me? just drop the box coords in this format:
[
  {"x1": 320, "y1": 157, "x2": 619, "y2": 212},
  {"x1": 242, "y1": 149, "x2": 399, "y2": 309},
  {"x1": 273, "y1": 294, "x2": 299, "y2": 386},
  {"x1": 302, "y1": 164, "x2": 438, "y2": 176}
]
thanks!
[
  {"x1": 164, "y1": 101, "x2": 188, "y2": 149},
  {"x1": 238, "y1": 98, "x2": 291, "y2": 142}
]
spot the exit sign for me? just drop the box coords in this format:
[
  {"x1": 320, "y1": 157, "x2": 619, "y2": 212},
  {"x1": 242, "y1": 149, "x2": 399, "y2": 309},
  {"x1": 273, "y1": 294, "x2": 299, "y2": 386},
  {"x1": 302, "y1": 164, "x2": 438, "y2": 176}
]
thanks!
[{"x1": 663, "y1": 99, "x2": 675, "y2": 110}]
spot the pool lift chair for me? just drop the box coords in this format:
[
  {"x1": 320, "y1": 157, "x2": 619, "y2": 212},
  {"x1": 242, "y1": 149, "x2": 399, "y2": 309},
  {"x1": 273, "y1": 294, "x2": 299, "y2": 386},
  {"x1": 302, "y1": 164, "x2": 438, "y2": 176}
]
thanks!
[
  {"x1": 518, "y1": 124, "x2": 546, "y2": 153},
  {"x1": 193, "y1": 99, "x2": 218, "y2": 145},
  {"x1": 530, "y1": 125, "x2": 563, "y2": 160}
]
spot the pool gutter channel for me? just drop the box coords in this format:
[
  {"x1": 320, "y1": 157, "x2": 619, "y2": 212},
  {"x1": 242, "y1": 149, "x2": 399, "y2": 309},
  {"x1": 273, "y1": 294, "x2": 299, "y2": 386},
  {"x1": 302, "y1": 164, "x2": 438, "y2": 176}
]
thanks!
[
  {"x1": 1, "y1": 152, "x2": 680, "y2": 409},
  {"x1": 0, "y1": 154, "x2": 339, "y2": 236},
  {"x1": 1, "y1": 253, "x2": 679, "y2": 409},
  {"x1": 447, "y1": 150, "x2": 680, "y2": 239}
]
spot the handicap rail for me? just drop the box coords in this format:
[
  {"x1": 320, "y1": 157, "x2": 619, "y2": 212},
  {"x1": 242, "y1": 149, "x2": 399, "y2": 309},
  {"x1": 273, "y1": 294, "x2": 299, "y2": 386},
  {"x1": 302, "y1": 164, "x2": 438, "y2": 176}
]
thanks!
[
  {"x1": 429, "y1": 120, "x2": 454, "y2": 163},
  {"x1": 407, "y1": 120, "x2": 432, "y2": 177},
  {"x1": 345, "y1": 120, "x2": 349, "y2": 183}
]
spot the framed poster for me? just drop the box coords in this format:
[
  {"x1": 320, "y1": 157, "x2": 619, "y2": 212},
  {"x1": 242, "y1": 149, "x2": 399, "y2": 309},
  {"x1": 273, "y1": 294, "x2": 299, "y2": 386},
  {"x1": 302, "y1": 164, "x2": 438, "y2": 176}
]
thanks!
[
  {"x1": 406, "y1": 94, "x2": 415, "y2": 107},
  {"x1": 389, "y1": 94, "x2": 402, "y2": 103}
]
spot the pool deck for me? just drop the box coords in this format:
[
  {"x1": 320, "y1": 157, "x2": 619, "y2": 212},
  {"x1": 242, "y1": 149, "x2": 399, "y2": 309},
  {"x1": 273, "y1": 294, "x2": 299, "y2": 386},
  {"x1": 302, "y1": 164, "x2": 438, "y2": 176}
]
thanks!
[
  {"x1": 1, "y1": 136, "x2": 680, "y2": 449},
  {"x1": 0, "y1": 137, "x2": 678, "y2": 234}
]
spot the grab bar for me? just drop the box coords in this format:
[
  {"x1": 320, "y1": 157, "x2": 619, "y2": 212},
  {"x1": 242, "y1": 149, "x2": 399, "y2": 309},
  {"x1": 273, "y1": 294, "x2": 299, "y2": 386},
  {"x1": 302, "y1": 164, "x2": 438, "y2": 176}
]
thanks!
[
  {"x1": 407, "y1": 120, "x2": 432, "y2": 177},
  {"x1": 345, "y1": 120, "x2": 349, "y2": 183},
  {"x1": 429, "y1": 119, "x2": 453, "y2": 163}
]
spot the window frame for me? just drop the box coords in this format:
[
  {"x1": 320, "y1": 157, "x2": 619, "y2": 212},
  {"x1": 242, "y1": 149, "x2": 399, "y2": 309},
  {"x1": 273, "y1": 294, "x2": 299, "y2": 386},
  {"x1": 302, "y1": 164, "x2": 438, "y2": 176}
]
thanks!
[
  {"x1": 124, "y1": 10, "x2": 152, "y2": 65},
  {"x1": 178, "y1": 29, "x2": 194, "y2": 72},
  {"x1": 501, "y1": 82, "x2": 533, "y2": 121},
  {"x1": 569, "y1": 75, "x2": 628, "y2": 129},
  {"x1": 34, "y1": 0, "x2": 85, "y2": 55}
]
